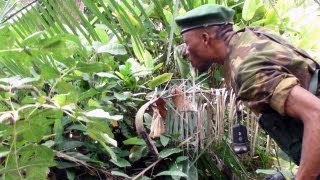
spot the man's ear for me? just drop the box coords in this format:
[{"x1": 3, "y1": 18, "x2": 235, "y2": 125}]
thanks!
[{"x1": 202, "y1": 32, "x2": 210, "y2": 46}]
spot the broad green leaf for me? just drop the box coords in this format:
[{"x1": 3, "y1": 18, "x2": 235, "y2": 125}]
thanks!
[
  {"x1": 160, "y1": 135, "x2": 170, "y2": 147},
  {"x1": 163, "y1": 9, "x2": 173, "y2": 25},
  {"x1": 0, "y1": 76, "x2": 38, "y2": 86},
  {"x1": 2, "y1": 145, "x2": 55, "y2": 179},
  {"x1": 123, "y1": 137, "x2": 146, "y2": 145},
  {"x1": 53, "y1": 92, "x2": 78, "y2": 106},
  {"x1": 110, "y1": 158, "x2": 131, "y2": 168},
  {"x1": 111, "y1": 171, "x2": 130, "y2": 179},
  {"x1": 87, "y1": 119, "x2": 113, "y2": 138},
  {"x1": 84, "y1": 109, "x2": 123, "y2": 120},
  {"x1": 59, "y1": 141, "x2": 85, "y2": 150},
  {"x1": 101, "y1": 142, "x2": 117, "y2": 161},
  {"x1": 22, "y1": 31, "x2": 46, "y2": 46},
  {"x1": 0, "y1": 24, "x2": 16, "y2": 49},
  {"x1": 94, "y1": 24, "x2": 109, "y2": 43},
  {"x1": 131, "y1": 35, "x2": 144, "y2": 63},
  {"x1": 159, "y1": 148, "x2": 182, "y2": 158},
  {"x1": 88, "y1": 99, "x2": 101, "y2": 108},
  {"x1": 56, "y1": 81, "x2": 77, "y2": 94},
  {"x1": 77, "y1": 62, "x2": 104, "y2": 73},
  {"x1": 66, "y1": 124, "x2": 86, "y2": 132},
  {"x1": 175, "y1": 55, "x2": 189, "y2": 78},
  {"x1": 39, "y1": 36, "x2": 81, "y2": 58},
  {"x1": 96, "y1": 72, "x2": 119, "y2": 79},
  {"x1": 242, "y1": 0, "x2": 261, "y2": 21},
  {"x1": 96, "y1": 43, "x2": 127, "y2": 55},
  {"x1": 79, "y1": 89, "x2": 98, "y2": 101},
  {"x1": 101, "y1": 133, "x2": 118, "y2": 147},
  {"x1": 143, "y1": 50, "x2": 154, "y2": 69},
  {"x1": 19, "y1": 117, "x2": 52, "y2": 143},
  {"x1": 155, "y1": 170, "x2": 187, "y2": 177},
  {"x1": 176, "y1": 156, "x2": 188, "y2": 163},
  {"x1": 147, "y1": 73, "x2": 173, "y2": 88},
  {"x1": 114, "y1": 92, "x2": 132, "y2": 101},
  {"x1": 129, "y1": 145, "x2": 147, "y2": 162},
  {"x1": 67, "y1": 170, "x2": 76, "y2": 180},
  {"x1": 65, "y1": 152, "x2": 92, "y2": 161},
  {"x1": 186, "y1": 162, "x2": 198, "y2": 180},
  {"x1": 42, "y1": 140, "x2": 55, "y2": 148}
]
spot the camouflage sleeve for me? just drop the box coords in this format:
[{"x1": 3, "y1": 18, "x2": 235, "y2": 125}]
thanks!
[{"x1": 234, "y1": 53, "x2": 299, "y2": 115}]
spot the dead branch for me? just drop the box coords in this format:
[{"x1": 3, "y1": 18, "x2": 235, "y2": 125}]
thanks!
[
  {"x1": 131, "y1": 158, "x2": 162, "y2": 180},
  {"x1": 0, "y1": 84, "x2": 41, "y2": 96}
]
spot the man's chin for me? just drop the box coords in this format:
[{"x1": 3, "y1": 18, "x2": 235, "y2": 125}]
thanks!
[{"x1": 197, "y1": 63, "x2": 213, "y2": 73}]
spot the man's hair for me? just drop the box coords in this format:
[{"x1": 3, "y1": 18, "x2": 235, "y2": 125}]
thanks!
[{"x1": 211, "y1": 24, "x2": 234, "y2": 41}]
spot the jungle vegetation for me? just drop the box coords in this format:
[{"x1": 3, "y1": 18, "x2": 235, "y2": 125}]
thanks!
[{"x1": 0, "y1": 0, "x2": 319, "y2": 179}]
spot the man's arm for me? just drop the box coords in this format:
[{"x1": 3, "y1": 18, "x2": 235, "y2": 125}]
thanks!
[{"x1": 285, "y1": 85, "x2": 320, "y2": 180}]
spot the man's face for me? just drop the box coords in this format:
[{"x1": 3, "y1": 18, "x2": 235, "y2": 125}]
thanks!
[{"x1": 182, "y1": 28, "x2": 226, "y2": 72}]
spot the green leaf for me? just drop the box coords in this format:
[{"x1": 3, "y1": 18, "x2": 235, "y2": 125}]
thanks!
[
  {"x1": 2, "y1": 145, "x2": 55, "y2": 179},
  {"x1": 129, "y1": 145, "x2": 147, "y2": 162},
  {"x1": 77, "y1": 62, "x2": 104, "y2": 73},
  {"x1": 176, "y1": 156, "x2": 188, "y2": 163},
  {"x1": 67, "y1": 170, "x2": 76, "y2": 180},
  {"x1": 101, "y1": 133, "x2": 118, "y2": 147},
  {"x1": 53, "y1": 92, "x2": 78, "y2": 106},
  {"x1": 94, "y1": 24, "x2": 109, "y2": 43},
  {"x1": 0, "y1": 24, "x2": 16, "y2": 49},
  {"x1": 242, "y1": 0, "x2": 261, "y2": 21},
  {"x1": 143, "y1": 50, "x2": 154, "y2": 69},
  {"x1": 101, "y1": 142, "x2": 117, "y2": 161},
  {"x1": 79, "y1": 88, "x2": 98, "y2": 101},
  {"x1": 59, "y1": 141, "x2": 84, "y2": 150},
  {"x1": 131, "y1": 35, "x2": 145, "y2": 63},
  {"x1": 67, "y1": 124, "x2": 86, "y2": 132},
  {"x1": 111, "y1": 171, "x2": 130, "y2": 178},
  {"x1": 65, "y1": 152, "x2": 91, "y2": 161},
  {"x1": 22, "y1": 31, "x2": 46, "y2": 46},
  {"x1": 88, "y1": 99, "x2": 101, "y2": 108},
  {"x1": 123, "y1": 137, "x2": 146, "y2": 145},
  {"x1": 155, "y1": 170, "x2": 187, "y2": 177},
  {"x1": 84, "y1": 109, "x2": 123, "y2": 120},
  {"x1": 186, "y1": 162, "x2": 198, "y2": 180},
  {"x1": 114, "y1": 92, "x2": 132, "y2": 101},
  {"x1": 110, "y1": 158, "x2": 131, "y2": 168},
  {"x1": 160, "y1": 135, "x2": 170, "y2": 147},
  {"x1": 159, "y1": 148, "x2": 182, "y2": 158},
  {"x1": 96, "y1": 72, "x2": 119, "y2": 79},
  {"x1": 42, "y1": 140, "x2": 55, "y2": 148},
  {"x1": 96, "y1": 43, "x2": 127, "y2": 55},
  {"x1": 147, "y1": 73, "x2": 173, "y2": 88}
]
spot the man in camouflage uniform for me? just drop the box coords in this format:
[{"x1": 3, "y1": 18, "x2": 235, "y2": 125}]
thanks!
[{"x1": 175, "y1": 4, "x2": 320, "y2": 180}]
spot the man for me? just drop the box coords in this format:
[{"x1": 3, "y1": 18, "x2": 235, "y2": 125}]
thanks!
[{"x1": 175, "y1": 4, "x2": 320, "y2": 180}]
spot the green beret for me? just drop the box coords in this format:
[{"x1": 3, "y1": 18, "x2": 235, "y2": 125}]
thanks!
[{"x1": 175, "y1": 4, "x2": 234, "y2": 34}]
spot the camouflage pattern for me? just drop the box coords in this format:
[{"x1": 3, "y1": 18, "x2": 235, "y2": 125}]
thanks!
[{"x1": 225, "y1": 27, "x2": 319, "y2": 115}]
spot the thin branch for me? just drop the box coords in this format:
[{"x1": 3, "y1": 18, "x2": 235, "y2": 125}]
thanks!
[
  {"x1": 0, "y1": 84, "x2": 41, "y2": 96},
  {"x1": 2, "y1": 0, "x2": 38, "y2": 23},
  {"x1": 54, "y1": 150, "x2": 112, "y2": 176},
  {"x1": 131, "y1": 158, "x2": 162, "y2": 180}
]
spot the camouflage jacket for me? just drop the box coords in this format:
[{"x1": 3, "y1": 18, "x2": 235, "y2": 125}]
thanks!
[{"x1": 225, "y1": 27, "x2": 319, "y2": 115}]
